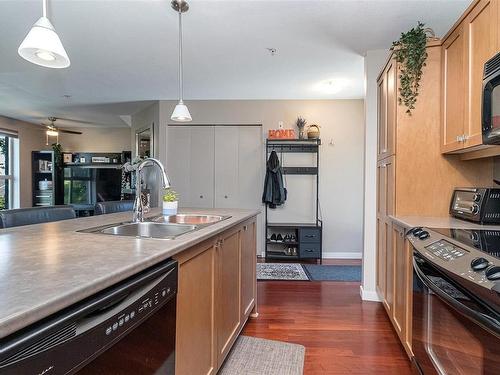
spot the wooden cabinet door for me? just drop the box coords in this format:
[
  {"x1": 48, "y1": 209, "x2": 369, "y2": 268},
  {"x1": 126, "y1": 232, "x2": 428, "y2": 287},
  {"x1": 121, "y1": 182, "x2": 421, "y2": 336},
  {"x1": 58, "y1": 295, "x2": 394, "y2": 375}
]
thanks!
[
  {"x1": 464, "y1": 0, "x2": 498, "y2": 148},
  {"x1": 216, "y1": 229, "x2": 242, "y2": 366},
  {"x1": 385, "y1": 220, "x2": 394, "y2": 314},
  {"x1": 392, "y1": 223, "x2": 406, "y2": 339},
  {"x1": 240, "y1": 219, "x2": 257, "y2": 319},
  {"x1": 386, "y1": 59, "x2": 397, "y2": 157},
  {"x1": 176, "y1": 241, "x2": 217, "y2": 375},
  {"x1": 376, "y1": 217, "x2": 387, "y2": 301},
  {"x1": 377, "y1": 73, "x2": 388, "y2": 159},
  {"x1": 442, "y1": 25, "x2": 467, "y2": 153},
  {"x1": 377, "y1": 160, "x2": 387, "y2": 217}
]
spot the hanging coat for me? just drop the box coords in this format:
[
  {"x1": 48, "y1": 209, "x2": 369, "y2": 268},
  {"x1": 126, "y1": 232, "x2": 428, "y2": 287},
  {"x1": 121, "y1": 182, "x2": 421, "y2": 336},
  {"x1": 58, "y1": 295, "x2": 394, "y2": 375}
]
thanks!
[{"x1": 262, "y1": 150, "x2": 286, "y2": 208}]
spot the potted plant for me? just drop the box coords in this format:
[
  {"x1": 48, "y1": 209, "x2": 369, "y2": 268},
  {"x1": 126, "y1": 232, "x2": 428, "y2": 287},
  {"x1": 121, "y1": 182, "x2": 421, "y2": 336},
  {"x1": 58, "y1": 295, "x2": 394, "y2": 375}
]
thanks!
[
  {"x1": 295, "y1": 116, "x2": 307, "y2": 139},
  {"x1": 162, "y1": 188, "x2": 179, "y2": 215}
]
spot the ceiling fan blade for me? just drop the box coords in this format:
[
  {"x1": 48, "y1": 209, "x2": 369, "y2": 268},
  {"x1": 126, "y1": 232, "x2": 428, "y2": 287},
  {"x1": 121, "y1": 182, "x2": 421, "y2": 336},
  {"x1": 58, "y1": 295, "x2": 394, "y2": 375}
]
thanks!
[{"x1": 59, "y1": 129, "x2": 82, "y2": 135}]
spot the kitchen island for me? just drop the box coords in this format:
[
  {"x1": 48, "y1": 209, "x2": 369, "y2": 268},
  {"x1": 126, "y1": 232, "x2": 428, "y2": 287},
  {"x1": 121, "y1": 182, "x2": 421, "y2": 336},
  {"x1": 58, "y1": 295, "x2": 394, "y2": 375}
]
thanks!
[{"x1": 0, "y1": 207, "x2": 259, "y2": 373}]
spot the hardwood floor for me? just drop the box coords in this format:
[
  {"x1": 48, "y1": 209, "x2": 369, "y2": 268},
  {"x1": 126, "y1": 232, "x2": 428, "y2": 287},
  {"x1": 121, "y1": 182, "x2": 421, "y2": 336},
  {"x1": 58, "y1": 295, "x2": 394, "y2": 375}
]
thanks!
[{"x1": 242, "y1": 280, "x2": 412, "y2": 375}]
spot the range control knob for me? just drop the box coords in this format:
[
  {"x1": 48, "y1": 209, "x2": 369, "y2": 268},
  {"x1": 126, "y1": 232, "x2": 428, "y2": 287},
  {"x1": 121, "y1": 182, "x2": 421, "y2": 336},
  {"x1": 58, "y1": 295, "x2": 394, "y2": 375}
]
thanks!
[
  {"x1": 418, "y1": 231, "x2": 430, "y2": 240},
  {"x1": 473, "y1": 193, "x2": 481, "y2": 202},
  {"x1": 485, "y1": 266, "x2": 500, "y2": 281},
  {"x1": 471, "y1": 257, "x2": 489, "y2": 271},
  {"x1": 471, "y1": 204, "x2": 480, "y2": 215},
  {"x1": 412, "y1": 228, "x2": 423, "y2": 237}
]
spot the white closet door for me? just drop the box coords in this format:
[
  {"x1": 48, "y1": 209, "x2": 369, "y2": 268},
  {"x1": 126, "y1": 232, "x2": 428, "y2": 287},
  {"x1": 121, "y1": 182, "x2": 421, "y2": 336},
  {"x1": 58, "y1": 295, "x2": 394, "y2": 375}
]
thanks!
[
  {"x1": 214, "y1": 127, "x2": 239, "y2": 208},
  {"x1": 167, "y1": 126, "x2": 191, "y2": 207},
  {"x1": 190, "y1": 127, "x2": 215, "y2": 208},
  {"x1": 237, "y1": 126, "x2": 264, "y2": 254}
]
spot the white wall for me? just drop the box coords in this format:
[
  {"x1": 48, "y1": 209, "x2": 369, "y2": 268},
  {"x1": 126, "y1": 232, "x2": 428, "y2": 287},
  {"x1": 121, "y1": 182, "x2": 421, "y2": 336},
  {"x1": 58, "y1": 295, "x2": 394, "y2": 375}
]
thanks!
[
  {"x1": 361, "y1": 50, "x2": 389, "y2": 301},
  {"x1": 52, "y1": 127, "x2": 131, "y2": 153},
  {"x1": 157, "y1": 100, "x2": 365, "y2": 258}
]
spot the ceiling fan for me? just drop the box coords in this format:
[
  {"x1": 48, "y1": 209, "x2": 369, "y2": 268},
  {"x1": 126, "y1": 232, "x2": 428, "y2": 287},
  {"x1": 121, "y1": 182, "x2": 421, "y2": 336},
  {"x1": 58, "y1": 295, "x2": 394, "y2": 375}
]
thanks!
[{"x1": 43, "y1": 117, "x2": 82, "y2": 144}]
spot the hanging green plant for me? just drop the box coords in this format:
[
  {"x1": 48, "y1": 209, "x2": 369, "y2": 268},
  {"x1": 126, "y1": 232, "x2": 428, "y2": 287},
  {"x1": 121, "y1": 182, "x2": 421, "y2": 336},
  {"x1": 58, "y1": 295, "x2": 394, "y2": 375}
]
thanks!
[{"x1": 391, "y1": 22, "x2": 433, "y2": 115}]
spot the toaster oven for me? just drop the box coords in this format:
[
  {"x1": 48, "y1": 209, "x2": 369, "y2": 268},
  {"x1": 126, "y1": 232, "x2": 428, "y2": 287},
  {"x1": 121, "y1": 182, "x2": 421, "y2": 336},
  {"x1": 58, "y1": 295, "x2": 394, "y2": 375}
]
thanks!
[{"x1": 450, "y1": 188, "x2": 500, "y2": 223}]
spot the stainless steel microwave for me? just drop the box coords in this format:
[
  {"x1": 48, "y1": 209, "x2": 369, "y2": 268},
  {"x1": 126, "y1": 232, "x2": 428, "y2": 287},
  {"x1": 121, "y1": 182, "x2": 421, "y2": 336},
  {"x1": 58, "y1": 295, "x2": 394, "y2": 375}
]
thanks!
[{"x1": 482, "y1": 52, "x2": 500, "y2": 144}]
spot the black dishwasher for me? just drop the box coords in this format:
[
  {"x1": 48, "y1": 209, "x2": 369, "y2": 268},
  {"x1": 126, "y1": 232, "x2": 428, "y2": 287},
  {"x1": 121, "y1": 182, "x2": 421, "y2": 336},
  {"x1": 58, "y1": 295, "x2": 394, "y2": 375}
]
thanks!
[{"x1": 0, "y1": 259, "x2": 177, "y2": 375}]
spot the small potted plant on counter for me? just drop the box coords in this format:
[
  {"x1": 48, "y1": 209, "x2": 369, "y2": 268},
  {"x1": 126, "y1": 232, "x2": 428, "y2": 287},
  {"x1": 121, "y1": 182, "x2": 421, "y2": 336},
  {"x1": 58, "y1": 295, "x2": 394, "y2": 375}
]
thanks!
[{"x1": 162, "y1": 188, "x2": 179, "y2": 215}]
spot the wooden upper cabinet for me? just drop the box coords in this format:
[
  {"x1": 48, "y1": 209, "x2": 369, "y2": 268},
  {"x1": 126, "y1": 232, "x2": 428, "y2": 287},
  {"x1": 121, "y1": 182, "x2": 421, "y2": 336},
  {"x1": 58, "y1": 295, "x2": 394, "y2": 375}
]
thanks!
[
  {"x1": 377, "y1": 59, "x2": 397, "y2": 160},
  {"x1": 240, "y1": 219, "x2": 256, "y2": 319},
  {"x1": 441, "y1": 0, "x2": 500, "y2": 153},
  {"x1": 464, "y1": 0, "x2": 498, "y2": 148},
  {"x1": 442, "y1": 25, "x2": 467, "y2": 153}
]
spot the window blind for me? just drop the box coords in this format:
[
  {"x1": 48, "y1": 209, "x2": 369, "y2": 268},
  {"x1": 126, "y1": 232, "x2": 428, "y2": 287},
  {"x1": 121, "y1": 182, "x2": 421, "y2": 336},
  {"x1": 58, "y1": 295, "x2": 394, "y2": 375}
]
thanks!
[{"x1": 0, "y1": 128, "x2": 19, "y2": 139}]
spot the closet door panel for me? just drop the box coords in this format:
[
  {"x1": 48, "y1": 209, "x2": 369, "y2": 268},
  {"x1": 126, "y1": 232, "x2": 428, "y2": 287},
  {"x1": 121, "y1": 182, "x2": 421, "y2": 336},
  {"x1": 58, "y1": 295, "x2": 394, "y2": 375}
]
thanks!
[
  {"x1": 167, "y1": 126, "x2": 191, "y2": 207},
  {"x1": 190, "y1": 127, "x2": 215, "y2": 208},
  {"x1": 214, "y1": 127, "x2": 239, "y2": 208},
  {"x1": 238, "y1": 126, "x2": 263, "y2": 255}
]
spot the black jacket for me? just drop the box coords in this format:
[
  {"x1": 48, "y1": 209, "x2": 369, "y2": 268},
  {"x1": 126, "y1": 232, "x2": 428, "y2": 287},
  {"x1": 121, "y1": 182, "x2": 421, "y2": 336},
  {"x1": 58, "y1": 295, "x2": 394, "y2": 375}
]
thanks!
[{"x1": 262, "y1": 150, "x2": 286, "y2": 208}]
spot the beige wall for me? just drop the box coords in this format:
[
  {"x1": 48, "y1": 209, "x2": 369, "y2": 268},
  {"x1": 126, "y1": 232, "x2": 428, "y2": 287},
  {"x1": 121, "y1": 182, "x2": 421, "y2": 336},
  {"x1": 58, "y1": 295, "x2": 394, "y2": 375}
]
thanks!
[
  {"x1": 0, "y1": 116, "x2": 46, "y2": 208},
  {"x1": 49, "y1": 127, "x2": 131, "y2": 153},
  {"x1": 158, "y1": 100, "x2": 365, "y2": 257}
]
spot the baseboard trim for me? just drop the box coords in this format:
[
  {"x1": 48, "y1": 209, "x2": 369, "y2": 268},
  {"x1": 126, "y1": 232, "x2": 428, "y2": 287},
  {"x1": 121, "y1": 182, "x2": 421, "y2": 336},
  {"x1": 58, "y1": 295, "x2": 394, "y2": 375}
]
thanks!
[
  {"x1": 322, "y1": 252, "x2": 362, "y2": 259},
  {"x1": 359, "y1": 285, "x2": 382, "y2": 302}
]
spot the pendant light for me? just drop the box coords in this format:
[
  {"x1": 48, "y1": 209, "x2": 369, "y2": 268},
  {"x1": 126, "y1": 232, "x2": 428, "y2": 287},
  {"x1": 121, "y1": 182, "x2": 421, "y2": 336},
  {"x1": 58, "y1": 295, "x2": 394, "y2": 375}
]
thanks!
[
  {"x1": 171, "y1": 0, "x2": 192, "y2": 122},
  {"x1": 18, "y1": 0, "x2": 70, "y2": 69}
]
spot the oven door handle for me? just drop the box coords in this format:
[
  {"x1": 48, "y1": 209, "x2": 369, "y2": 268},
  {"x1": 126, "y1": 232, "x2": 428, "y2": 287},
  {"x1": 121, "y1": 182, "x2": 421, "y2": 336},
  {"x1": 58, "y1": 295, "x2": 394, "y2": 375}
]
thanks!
[{"x1": 413, "y1": 257, "x2": 500, "y2": 338}]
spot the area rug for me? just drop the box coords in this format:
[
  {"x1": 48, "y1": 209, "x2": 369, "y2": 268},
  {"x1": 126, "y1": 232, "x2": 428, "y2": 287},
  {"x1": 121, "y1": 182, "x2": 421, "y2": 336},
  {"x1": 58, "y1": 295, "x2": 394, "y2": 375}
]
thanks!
[
  {"x1": 302, "y1": 264, "x2": 361, "y2": 281},
  {"x1": 257, "y1": 263, "x2": 309, "y2": 281},
  {"x1": 219, "y1": 336, "x2": 305, "y2": 375}
]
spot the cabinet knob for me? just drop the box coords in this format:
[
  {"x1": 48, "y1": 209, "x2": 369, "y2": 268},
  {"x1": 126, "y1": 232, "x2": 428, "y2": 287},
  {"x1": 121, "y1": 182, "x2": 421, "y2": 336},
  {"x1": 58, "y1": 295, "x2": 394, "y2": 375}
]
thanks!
[
  {"x1": 200, "y1": 195, "x2": 203, "y2": 199},
  {"x1": 243, "y1": 225, "x2": 248, "y2": 231},
  {"x1": 224, "y1": 195, "x2": 228, "y2": 199}
]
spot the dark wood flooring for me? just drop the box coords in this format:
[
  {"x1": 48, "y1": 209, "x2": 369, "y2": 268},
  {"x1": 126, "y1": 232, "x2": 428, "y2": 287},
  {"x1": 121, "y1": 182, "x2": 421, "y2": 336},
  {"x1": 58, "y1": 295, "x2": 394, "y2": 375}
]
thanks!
[{"x1": 243, "y1": 263, "x2": 412, "y2": 375}]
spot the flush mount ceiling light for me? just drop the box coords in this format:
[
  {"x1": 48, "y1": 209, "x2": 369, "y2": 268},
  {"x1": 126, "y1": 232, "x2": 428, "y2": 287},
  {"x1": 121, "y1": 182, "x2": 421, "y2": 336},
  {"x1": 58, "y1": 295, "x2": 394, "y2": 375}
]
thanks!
[
  {"x1": 18, "y1": 0, "x2": 70, "y2": 69},
  {"x1": 170, "y1": 0, "x2": 192, "y2": 122},
  {"x1": 314, "y1": 78, "x2": 349, "y2": 95}
]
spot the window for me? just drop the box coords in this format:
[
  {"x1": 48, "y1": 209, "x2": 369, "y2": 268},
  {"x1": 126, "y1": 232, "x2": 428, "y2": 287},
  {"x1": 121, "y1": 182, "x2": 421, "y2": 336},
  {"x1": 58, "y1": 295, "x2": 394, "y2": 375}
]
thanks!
[{"x1": 0, "y1": 129, "x2": 19, "y2": 210}]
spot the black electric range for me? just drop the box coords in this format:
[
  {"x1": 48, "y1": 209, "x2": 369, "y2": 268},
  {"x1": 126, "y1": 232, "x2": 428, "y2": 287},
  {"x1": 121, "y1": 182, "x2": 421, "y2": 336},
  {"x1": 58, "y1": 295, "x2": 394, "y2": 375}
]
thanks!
[{"x1": 407, "y1": 227, "x2": 500, "y2": 375}]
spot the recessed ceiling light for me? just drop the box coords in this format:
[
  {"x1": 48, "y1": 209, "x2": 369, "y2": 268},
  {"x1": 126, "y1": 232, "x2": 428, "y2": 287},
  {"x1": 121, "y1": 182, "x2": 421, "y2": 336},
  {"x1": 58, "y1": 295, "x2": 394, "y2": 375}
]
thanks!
[{"x1": 314, "y1": 78, "x2": 349, "y2": 95}]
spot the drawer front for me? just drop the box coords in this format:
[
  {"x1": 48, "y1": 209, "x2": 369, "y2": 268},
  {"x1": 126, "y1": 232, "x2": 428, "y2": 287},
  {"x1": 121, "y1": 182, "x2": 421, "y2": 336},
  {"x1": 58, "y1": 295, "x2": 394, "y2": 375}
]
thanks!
[
  {"x1": 299, "y1": 243, "x2": 321, "y2": 258},
  {"x1": 299, "y1": 228, "x2": 321, "y2": 243}
]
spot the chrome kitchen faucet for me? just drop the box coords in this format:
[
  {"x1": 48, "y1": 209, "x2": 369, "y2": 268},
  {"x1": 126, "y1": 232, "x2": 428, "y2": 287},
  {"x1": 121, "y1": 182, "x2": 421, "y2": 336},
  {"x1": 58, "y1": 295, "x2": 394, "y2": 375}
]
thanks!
[{"x1": 133, "y1": 158, "x2": 171, "y2": 223}]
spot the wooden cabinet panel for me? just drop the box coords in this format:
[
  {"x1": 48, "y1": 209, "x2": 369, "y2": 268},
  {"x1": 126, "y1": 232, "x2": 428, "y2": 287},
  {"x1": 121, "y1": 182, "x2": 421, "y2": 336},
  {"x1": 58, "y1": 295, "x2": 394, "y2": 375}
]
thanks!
[
  {"x1": 216, "y1": 229, "x2": 241, "y2": 366},
  {"x1": 377, "y1": 76, "x2": 387, "y2": 159},
  {"x1": 240, "y1": 219, "x2": 257, "y2": 319},
  {"x1": 176, "y1": 241, "x2": 217, "y2": 375},
  {"x1": 384, "y1": 220, "x2": 394, "y2": 313},
  {"x1": 386, "y1": 60, "x2": 397, "y2": 157},
  {"x1": 465, "y1": 0, "x2": 498, "y2": 148},
  {"x1": 392, "y1": 224, "x2": 406, "y2": 336},
  {"x1": 376, "y1": 217, "x2": 386, "y2": 300},
  {"x1": 442, "y1": 25, "x2": 467, "y2": 153}
]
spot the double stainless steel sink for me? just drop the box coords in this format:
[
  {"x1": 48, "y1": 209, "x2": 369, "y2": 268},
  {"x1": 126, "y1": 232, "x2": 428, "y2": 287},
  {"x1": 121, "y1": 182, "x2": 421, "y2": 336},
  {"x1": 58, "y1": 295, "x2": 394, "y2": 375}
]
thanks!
[{"x1": 79, "y1": 214, "x2": 231, "y2": 240}]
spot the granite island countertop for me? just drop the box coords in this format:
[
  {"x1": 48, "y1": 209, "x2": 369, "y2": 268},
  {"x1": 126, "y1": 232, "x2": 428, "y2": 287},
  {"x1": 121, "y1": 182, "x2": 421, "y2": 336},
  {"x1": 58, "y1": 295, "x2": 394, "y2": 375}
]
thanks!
[{"x1": 0, "y1": 208, "x2": 259, "y2": 339}]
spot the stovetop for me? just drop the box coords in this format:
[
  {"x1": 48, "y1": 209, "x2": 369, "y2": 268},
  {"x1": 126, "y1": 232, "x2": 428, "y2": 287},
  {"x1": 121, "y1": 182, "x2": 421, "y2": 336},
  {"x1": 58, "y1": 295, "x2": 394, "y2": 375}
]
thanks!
[{"x1": 430, "y1": 228, "x2": 500, "y2": 259}]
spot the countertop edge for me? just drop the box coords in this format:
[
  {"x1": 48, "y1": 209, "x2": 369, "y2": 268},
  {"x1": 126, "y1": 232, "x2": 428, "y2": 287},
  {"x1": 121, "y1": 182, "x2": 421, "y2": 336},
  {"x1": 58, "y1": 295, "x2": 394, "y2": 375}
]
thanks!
[{"x1": 0, "y1": 209, "x2": 259, "y2": 339}]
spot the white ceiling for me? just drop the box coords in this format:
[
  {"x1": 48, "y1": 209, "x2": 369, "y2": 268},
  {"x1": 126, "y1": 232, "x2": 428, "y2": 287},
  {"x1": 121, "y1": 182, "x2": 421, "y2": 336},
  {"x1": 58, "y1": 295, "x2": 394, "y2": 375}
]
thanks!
[{"x1": 0, "y1": 0, "x2": 470, "y2": 128}]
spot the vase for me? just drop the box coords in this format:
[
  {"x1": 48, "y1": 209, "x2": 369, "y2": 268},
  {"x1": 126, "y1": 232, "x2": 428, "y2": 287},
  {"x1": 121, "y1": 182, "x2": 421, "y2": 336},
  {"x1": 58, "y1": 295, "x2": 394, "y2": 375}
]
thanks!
[
  {"x1": 162, "y1": 201, "x2": 178, "y2": 216},
  {"x1": 298, "y1": 129, "x2": 306, "y2": 139}
]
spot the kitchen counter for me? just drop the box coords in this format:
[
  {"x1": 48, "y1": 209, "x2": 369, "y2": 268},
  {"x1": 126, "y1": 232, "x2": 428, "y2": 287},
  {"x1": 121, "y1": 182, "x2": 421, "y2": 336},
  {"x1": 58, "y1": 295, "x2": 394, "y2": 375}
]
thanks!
[
  {"x1": 390, "y1": 215, "x2": 500, "y2": 230},
  {"x1": 0, "y1": 208, "x2": 259, "y2": 339}
]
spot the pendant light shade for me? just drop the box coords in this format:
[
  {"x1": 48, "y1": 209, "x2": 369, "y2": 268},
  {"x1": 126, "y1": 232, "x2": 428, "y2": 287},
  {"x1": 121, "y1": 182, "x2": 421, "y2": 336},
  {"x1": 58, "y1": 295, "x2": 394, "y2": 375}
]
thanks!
[
  {"x1": 18, "y1": 0, "x2": 70, "y2": 69},
  {"x1": 171, "y1": 0, "x2": 192, "y2": 122},
  {"x1": 171, "y1": 101, "x2": 192, "y2": 122}
]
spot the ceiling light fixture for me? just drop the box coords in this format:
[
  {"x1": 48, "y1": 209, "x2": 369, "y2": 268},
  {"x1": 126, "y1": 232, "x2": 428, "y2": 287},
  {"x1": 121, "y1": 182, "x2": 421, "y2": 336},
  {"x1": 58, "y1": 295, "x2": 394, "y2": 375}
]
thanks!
[
  {"x1": 46, "y1": 129, "x2": 59, "y2": 137},
  {"x1": 170, "y1": 0, "x2": 192, "y2": 122},
  {"x1": 18, "y1": 0, "x2": 70, "y2": 69}
]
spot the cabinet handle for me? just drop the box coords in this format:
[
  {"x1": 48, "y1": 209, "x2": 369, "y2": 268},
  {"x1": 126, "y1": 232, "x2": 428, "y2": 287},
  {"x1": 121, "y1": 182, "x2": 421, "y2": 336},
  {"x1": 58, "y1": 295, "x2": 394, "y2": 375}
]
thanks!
[
  {"x1": 200, "y1": 195, "x2": 204, "y2": 199},
  {"x1": 224, "y1": 195, "x2": 228, "y2": 199},
  {"x1": 243, "y1": 225, "x2": 248, "y2": 231}
]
